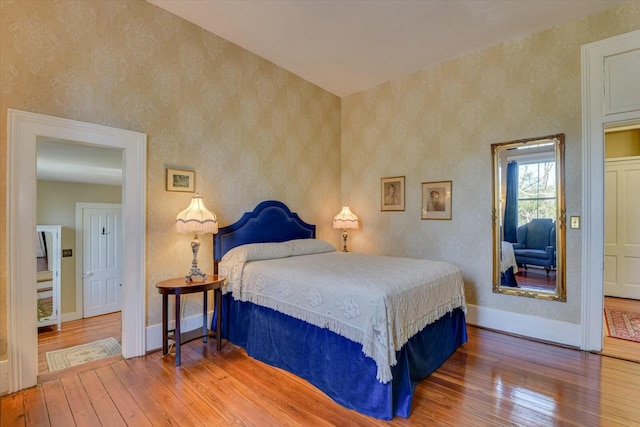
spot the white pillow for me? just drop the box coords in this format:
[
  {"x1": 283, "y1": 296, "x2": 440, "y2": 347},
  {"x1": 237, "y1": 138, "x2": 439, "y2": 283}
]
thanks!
[
  {"x1": 221, "y1": 242, "x2": 293, "y2": 264},
  {"x1": 220, "y1": 239, "x2": 335, "y2": 264},
  {"x1": 287, "y1": 239, "x2": 336, "y2": 256}
]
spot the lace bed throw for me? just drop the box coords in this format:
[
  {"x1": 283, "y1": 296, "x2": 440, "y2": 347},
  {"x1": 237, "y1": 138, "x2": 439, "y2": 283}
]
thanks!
[
  {"x1": 218, "y1": 239, "x2": 466, "y2": 383},
  {"x1": 501, "y1": 241, "x2": 518, "y2": 274}
]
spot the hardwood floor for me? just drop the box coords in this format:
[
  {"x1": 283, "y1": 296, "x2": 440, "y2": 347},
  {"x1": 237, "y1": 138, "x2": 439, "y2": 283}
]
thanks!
[
  {"x1": 514, "y1": 266, "x2": 556, "y2": 292},
  {"x1": 3, "y1": 319, "x2": 640, "y2": 426},
  {"x1": 601, "y1": 296, "x2": 640, "y2": 363}
]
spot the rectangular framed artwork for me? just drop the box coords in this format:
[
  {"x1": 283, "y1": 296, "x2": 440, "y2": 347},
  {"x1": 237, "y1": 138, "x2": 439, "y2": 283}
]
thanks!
[
  {"x1": 381, "y1": 176, "x2": 405, "y2": 211},
  {"x1": 166, "y1": 168, "x2": 195, "y2": 192},
  {"x1": 421, "y1": 180, "x2": 452, "y2": 220}
]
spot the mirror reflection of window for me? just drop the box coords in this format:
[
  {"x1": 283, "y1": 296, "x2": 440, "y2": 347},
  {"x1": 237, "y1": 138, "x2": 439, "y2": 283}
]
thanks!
[
  {"x1": 517, "y1": 161, "x2": 556, "y2": 225},
  {"x1": 491, "y1": 134, "x2": 566, "y2": 302}
]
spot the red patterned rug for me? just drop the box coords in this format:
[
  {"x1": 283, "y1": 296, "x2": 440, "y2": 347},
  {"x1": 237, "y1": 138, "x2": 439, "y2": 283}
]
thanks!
[{"x1": 604, "y1": 309, "x2": 640, "y2": 343}]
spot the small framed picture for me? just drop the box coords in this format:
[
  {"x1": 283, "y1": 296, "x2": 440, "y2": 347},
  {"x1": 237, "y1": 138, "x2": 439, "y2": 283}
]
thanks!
[
  {"x1": 166, "y1": 168, "x2": 195, "y2": 192},
  {"x1": 381, "y1": 176, "x2": 405, "y2": 211},
  {"x1": 422, "y1": 181, "x2": 452, "y2": 220}
]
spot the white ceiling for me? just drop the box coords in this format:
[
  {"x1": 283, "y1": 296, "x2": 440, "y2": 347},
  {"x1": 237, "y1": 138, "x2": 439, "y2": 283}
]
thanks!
[
  {"x1": 147, "y1": 0, "x2": 624, "y2": 97},
  {"x1": 37, "y1": 138, "x2": 123, "y2": 186}
]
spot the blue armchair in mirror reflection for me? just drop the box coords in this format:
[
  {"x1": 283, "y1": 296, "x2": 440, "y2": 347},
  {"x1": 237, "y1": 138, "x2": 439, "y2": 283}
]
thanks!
[{"x1": 512, "y1": 218, "x2": 556, "y2": 277}]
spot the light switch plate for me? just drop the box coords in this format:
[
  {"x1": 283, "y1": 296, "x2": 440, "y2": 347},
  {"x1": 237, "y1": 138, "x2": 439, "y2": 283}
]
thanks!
[{"x1": 570, "y1": 216, "x2": 580, "y2": 229}]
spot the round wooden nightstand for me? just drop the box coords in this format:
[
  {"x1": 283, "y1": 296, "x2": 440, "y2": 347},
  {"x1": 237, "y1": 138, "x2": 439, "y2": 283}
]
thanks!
[{"x1": 156, "y1": 274, "x2": 226, "y2": 366}]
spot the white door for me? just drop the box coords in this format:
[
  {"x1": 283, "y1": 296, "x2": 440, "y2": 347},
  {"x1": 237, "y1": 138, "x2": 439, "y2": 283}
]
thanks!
[
  {"x1": 83, "y1": 207, "x2": 123, "y2": 317},
  {"x1": 605, "y1": 157, "x2": 640, "y2": 300}
]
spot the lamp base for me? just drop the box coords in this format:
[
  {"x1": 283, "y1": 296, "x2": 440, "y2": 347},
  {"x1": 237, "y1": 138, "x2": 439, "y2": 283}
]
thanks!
[
  {"x1": 185, "y1": 268, "x2": 206, "y2": 282},
  {"x1": 185, "y1": 234, "x2": 207, "y2": 282},
  {"x1": 341, "y1": 230, "x2": 349, "y2": 252}
]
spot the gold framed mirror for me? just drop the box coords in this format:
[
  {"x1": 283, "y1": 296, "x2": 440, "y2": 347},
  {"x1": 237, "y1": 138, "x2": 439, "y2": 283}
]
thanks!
[{"x1": 491, "y1": 134, "x2": 566, "y2": 301}]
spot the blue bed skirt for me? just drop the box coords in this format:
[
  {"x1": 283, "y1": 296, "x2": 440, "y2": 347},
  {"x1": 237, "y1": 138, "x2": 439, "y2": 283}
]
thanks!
[
  {"x1": 214, "y1": 294, "x2": 467, "y2": 420},
  {"x1": 501, "y1": 267, "x2": 519, "y2": 287}
]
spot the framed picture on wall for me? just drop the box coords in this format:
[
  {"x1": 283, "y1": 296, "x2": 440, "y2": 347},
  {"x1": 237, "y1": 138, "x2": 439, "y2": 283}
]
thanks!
[
  {"x1": 421, "y1": 180, "x2": 452, "y2": 220},
  {"x1": 381, "y1": 176, "x2": 405, "y2": 211},
  {"x1": 166, "y1": 168, "x2": 195, "y2": 192}
]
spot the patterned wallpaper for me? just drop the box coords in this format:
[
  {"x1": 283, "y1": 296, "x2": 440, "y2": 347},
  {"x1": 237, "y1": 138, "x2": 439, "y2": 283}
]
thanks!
[
  {"x1": 1, "y1": 0, "x2": 639, "y2": 362},
  {"x1": 0, "y1": 0, "x2": 341, "y2": 359},
  {"x1": 341, "y1": 3, "x2": 640, "y2": 322}
]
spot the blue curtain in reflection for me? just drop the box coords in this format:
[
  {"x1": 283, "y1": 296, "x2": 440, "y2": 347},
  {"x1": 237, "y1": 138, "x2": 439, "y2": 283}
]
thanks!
[{"x1": 503, "y1": 161, "x2": 518, "y2": 243}]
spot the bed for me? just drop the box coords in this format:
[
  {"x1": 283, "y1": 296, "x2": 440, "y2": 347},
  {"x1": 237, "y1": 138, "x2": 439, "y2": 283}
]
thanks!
[
  {"x1": 501, "y1": 241, "x2": 519, "y2": 287},
  {"x1": 212, "y1": 200, "x2": 467, "y2": 420}
]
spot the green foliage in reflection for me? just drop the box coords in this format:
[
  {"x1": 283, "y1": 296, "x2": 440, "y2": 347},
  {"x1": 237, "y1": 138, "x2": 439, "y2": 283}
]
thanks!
[{"x1": 518, "y1": 162, "x2": 556, "y2": 225}]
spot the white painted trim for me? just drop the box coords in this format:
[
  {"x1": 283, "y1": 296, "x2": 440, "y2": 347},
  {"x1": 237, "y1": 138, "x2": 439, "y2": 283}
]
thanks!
[
  {"x1": 146, "y1": 310, "x2": 215, "y2": 353},
  {"x1": 121, "y1": 122, "x2": 148, "y2": 361},
  {"x1": 61, "y1": 312, "x2": 81, "y2": 323},
  {"x1": 465, "y1": 304, "x2": 581, "y2": 348},
  {"x1": 0, "y1": 360, "x2": 8, "y2": 396},
  {"x1": 6, "y1": 110, "x2": 147, "y2": 393},
  {"x1": 580, "y1": 30, "x2": 640, "y2": 352},
  {"x1": 604, "y1": 123, "x2": 640, "y2": 132}
]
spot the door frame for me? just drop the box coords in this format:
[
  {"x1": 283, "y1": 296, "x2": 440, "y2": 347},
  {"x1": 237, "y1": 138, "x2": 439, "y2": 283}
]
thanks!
[
  {"x1": 75, "y1": 203, "x2": 123, "y2": 320},
  {"x1": 6, "y1": 109, "x2": 146, "y2": 393},
  {"x1": 581, "y1": 30, "x2": 640, "y2": 351}
]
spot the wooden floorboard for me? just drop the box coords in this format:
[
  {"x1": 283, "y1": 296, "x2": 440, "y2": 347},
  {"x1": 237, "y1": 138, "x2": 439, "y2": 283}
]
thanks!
[
  {"x1": 21, "y1": 386, "x2": 49, "y2": 427},
  {"x1": 40, "y1": 380, "x2": 75, "y2": 426},
  {"x1": 77, "y1": 370, "x2": 127, "y2": 427},
  {"x1": 95, "y1": 363, "x2": 155, "y2": 427},
  {"x1": 3, "y1": 323, "x2": 639, "y2": 426},
  {"x1": 514, "y1": 266, "x2": 557, "y2": 292}
]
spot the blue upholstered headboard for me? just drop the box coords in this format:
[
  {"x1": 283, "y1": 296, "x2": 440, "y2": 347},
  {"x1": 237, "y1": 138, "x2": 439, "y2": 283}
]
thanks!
[{"x1": 213, "y1": 200, "x2": 316, "y2": 262}]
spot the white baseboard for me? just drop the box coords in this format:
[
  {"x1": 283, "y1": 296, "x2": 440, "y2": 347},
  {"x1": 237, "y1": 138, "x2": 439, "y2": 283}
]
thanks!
[
  {"x1": 61, "y1": 311, "x2": 81, "y2": 323},
  {"x1": 0, "y1": 359, "x2": 8, "y2": 396},
  {"x1": 146, "y1": 311, "x2": 214, "y2": 353},
  {"x1": 465, "y1": 304, "x2": 581, "y2": 348}
]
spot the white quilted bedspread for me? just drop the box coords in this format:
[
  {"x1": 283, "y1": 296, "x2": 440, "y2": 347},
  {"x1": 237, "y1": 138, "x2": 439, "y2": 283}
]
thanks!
[{"x1": 219, "y1": 240, "x2": 466, "y2": 383}]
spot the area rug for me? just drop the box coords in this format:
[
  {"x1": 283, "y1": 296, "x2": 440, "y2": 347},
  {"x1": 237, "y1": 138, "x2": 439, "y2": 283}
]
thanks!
[
  {"x1": 46, "y1": 337, "x2": 121, "y2": 372},
  {"x1": 604, "y1": 309, "x2": 640, "y2": 343}
]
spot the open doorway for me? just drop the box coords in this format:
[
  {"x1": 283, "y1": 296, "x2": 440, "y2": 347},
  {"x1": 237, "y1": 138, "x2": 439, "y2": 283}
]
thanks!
[
  {"x1": 581, "y1": 29, "x2": 640, "y2": 354},
  {"x1": 6, "y1": 110, "x2": 146, "y2": 393},
  {"x1": 36, "y1": 139, "x2": 125, "y2": 375},
  {"x1": 601, "y1": 123, "x2": 640, "y2": 362}
]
